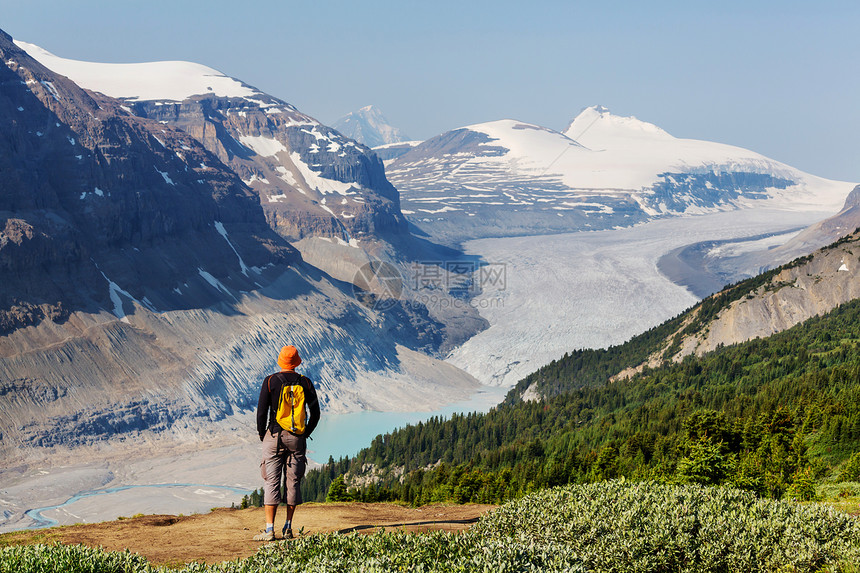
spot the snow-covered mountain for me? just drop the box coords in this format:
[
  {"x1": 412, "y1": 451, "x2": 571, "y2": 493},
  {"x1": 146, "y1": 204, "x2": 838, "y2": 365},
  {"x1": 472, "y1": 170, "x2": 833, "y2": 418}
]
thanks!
[
  {"x1": 387, "y1": 106, "x2": 855, "y2": 244},
  {"x1": 15, "y1": 41, "x2": 408, "y2": 253},
  {"x1": 332, "y1": 104, "x2": 410, "y2": 148}
]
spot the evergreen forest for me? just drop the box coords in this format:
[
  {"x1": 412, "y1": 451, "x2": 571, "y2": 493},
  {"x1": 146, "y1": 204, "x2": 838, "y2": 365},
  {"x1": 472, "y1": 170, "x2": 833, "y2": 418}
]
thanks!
[{"x1": 302, "y1": 284, "x2": 860, "y2": 506}]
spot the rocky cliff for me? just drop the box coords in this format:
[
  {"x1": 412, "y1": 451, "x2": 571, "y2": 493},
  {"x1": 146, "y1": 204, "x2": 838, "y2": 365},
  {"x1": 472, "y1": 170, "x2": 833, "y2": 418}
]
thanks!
[
  {"x1": 672, "y1": 230, "x2": 860, "y2": 358},
  {"x1": 15, "y1": 40, "x2": 409, "y2": 249},
  {"x1": 132, "y1": 96, "x2": 408, "y2": 245},
  {"x1": 628, "y1": 228, "x2": 860, "y2": 372}
]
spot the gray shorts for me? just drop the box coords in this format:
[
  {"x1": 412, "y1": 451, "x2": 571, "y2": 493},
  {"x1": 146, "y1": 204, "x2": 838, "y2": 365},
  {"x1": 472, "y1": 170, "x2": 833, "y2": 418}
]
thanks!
[{"x1": 260, "y1": 430, "x2": 306, "y2": 506}]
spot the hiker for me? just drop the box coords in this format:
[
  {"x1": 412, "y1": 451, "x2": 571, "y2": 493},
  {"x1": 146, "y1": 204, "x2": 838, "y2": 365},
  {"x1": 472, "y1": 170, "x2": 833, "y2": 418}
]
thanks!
[{"x1": 254, "y1": 344, "x2": 320, "y2": 541}]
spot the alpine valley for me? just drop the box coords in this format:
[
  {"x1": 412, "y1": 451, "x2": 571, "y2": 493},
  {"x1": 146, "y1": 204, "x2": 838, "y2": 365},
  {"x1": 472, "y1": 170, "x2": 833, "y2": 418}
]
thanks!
[
  {"x1": 0, "y1": 31, "x2": 482, "y2": 471},
  {"x1": 1, "y1": 25, "x2": 859, "y2": 537}
]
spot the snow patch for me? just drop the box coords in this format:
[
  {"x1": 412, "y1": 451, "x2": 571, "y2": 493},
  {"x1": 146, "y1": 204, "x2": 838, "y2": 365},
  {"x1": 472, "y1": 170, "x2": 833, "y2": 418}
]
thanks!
[
  {"x1": 198, "y1": 268, "x2": 237, "y2": 300},
  {"x1": 155, "y1": 167, "x2": 174, "y2": 185},
  {"x1": 289, "y1": 152, "x2": 356, "y2": 195},
  {"x1": 98, "y1": 269, "x2": 139, "y2": 321},
  {"x1": 419, "y1": 206, "x2": 461, "y2": 214},
  {"x1": 239, "y1": 135, "x2": 287, "y2": 157},
  {"x1": 214, "y1": 221, "x2": 249, "y2": 276},
  {"x1": 39, "y1": 80, "x2": 60, "y2": 102},
  {"x1": 275, "y1": 165, "x2": 298, "y2": 187},
  {"x1": 242, "y1": 174, "x2": 270, "y2": 186}
]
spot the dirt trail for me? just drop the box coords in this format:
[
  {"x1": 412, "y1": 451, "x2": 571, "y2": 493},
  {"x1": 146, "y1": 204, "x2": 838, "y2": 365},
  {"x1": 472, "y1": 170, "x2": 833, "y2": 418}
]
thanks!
[{"x1": 1, "y1": 502, "x2": 497, "y2": 566}]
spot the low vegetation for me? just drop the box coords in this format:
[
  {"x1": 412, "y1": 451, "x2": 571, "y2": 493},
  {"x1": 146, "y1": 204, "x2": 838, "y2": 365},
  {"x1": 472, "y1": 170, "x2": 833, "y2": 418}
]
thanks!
[{"x1": 3, "y1": 481, "x2": 858, "y2": 572}]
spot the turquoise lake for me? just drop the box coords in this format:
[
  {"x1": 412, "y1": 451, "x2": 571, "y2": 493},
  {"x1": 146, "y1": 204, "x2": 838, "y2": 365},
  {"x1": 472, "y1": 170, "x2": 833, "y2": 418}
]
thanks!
[{"x1": 306, "y1": 385, "x2": 509, "y2": 464}]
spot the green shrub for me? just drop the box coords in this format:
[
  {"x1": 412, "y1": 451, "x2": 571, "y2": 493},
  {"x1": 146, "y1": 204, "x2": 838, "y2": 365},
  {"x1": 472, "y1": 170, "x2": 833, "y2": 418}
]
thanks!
[
  {"x1": 4, "y1": 482, "x2": 859, "y2": 572},
  {"x1": 474, "y1": 480, "x2": 860, "y2": 573},
  {"x1": 842, "y1": 452, "x2": 860, "y2": 481},
  {"x1": 0, "y1": 543, "x2": 151, "y2": 573}
]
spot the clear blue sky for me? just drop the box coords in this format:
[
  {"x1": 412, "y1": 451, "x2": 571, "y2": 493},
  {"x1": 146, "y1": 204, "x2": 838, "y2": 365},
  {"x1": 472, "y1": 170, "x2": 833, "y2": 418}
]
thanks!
[{"x1": 2, "y1": 0, "x2": 858, "y2": 181}]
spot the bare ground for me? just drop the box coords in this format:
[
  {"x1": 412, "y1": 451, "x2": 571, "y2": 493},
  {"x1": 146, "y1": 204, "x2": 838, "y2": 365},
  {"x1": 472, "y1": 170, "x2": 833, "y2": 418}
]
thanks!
[{"x1": 0, "y1": 502, "x2": 497, "y2": 567}]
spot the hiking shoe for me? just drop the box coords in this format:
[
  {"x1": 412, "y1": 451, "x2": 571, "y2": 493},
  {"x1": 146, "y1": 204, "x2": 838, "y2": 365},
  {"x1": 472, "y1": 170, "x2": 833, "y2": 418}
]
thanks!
[
  {"x1": 283, "y1": 528, "x2": 293, "y2": 539},
  {"x1": 253, "y1": 530, "x2": 275, "y2": 542}
]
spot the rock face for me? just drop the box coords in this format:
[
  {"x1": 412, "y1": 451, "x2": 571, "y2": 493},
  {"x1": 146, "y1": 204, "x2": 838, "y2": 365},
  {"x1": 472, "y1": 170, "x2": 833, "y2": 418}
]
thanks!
[
  {"x1": 669, "y1": 229, "x2": 860, "y2": 359},
  {"x1": 387, "y1": 108, "x2": 855, "y2": 245},
  {"x1": 332, "y1": 105, "x2": 410, "y2": 148},
  {"x1": 15, "y1": 41, "x2": 409, "y2": 249},
  {"x1": 133, "y1": 97, "x2": 408, "y2": 245}
]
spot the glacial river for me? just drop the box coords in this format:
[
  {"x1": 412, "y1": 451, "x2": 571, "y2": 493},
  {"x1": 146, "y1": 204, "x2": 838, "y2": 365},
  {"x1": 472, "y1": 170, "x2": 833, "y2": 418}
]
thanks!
[{"x1": 25, "y1": 484, "x2": 252, "y2": 529}]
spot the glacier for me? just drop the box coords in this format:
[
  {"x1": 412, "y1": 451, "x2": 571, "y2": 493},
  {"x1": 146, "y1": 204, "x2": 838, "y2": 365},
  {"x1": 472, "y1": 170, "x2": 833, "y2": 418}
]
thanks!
[{"x1": 446, "y1": 209, "x2": 833, "y2": 387}]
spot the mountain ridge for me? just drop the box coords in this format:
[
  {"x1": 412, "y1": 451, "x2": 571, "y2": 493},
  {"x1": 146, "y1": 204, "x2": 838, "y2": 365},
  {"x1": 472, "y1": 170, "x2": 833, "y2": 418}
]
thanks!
[{"x1": 14, "y1": 40, "x2": 410, "y2": 259}]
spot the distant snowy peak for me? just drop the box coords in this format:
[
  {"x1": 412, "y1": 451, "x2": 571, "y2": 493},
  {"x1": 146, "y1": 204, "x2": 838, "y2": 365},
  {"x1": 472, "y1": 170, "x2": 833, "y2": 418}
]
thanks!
[
  {"x1": 333, "y1": 105, "x2": 409, "y2": 147},
  {"x1": 564, "y1": 105, "x2": 673, "y2": 147},
  {"x1": 387, "y1": 110, "x2": 856, "y2": 244},
  {"x1": 15, "y1": 40, "x2": 264, "y2": 103}
]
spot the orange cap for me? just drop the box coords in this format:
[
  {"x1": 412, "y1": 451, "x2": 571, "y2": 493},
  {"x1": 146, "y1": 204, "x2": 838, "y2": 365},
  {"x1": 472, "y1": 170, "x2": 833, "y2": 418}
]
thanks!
[{"x1": 277, "y1": 345, "x2": 302, "y2": 371}]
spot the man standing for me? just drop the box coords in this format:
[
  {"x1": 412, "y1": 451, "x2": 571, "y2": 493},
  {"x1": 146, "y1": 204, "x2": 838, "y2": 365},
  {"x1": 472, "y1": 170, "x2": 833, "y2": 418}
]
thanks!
[{"x1": 254, "y1": 344, "x2": 320, "y2": 541}]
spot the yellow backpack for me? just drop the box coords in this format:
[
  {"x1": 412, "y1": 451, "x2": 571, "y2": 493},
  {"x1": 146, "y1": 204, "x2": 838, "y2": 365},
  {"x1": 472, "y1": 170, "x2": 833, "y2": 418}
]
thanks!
[{"x1": 273, "y1": 374, "x2": 308, "y2": 435}]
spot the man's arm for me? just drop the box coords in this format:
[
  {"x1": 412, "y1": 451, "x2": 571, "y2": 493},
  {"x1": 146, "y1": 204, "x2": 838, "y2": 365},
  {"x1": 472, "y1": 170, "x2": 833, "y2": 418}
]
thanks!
[
  {"x1": 303, "y1": 378, "x2": 320, "y2": 438},
  {"x1": 257, "y1": 375, "x2": 272, "y2": 440}
]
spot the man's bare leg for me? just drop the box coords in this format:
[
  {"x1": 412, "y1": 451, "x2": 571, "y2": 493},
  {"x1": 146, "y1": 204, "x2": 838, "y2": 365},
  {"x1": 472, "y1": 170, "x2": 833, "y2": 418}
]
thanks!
[
  {"x1": 283, "y1": 504, "x2": 296, "y2": 538},
  {"x1": 265, "y1": 503, "x2": 277, "y2": 537},
  {"x1": 265, "y1": 503, "x2": 278, "y2": 525},
  {"x1": 253, "y1": 504, "x2": 278, "y2": 541}
]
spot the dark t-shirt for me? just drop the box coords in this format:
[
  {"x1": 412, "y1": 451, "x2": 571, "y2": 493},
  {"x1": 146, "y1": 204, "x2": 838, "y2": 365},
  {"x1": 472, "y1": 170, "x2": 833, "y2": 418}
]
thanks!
[{"x1": 256, "y1": 371, "x2": 320, "y2": 440}]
